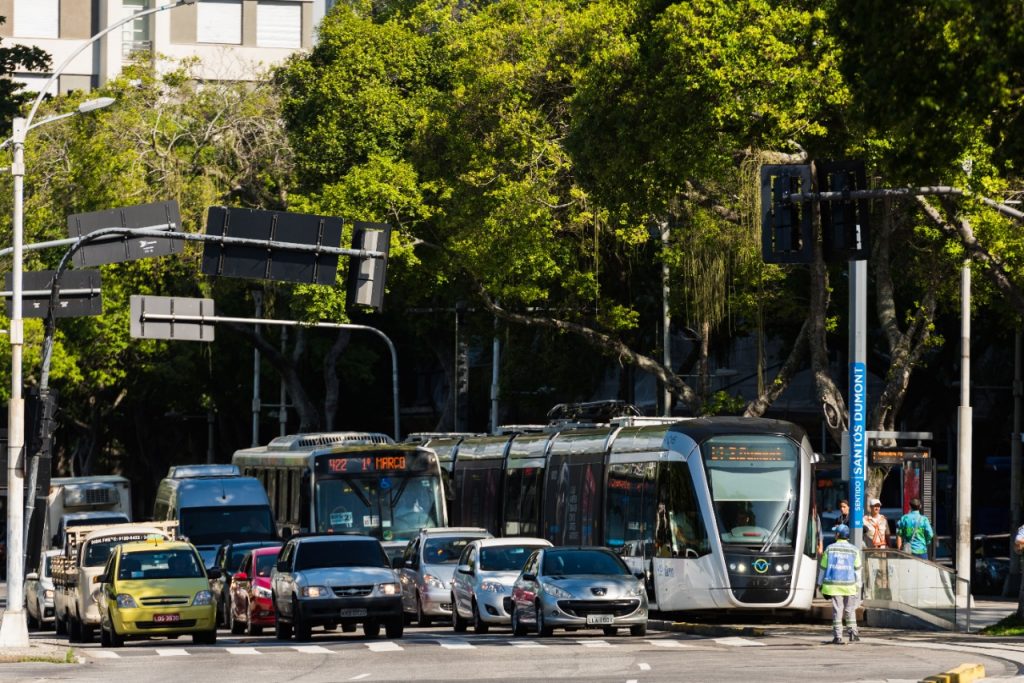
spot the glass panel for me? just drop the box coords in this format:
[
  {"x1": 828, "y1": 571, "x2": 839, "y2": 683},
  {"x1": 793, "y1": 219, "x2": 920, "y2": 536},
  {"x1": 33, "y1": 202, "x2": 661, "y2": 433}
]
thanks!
[
  {"x1": 479, "y1": 545, "x2": 546, "y2": 572},
  {"x1": 544, "y1": 455, "x2": 601, "y2": 546},
  {"x1": 119, "y1": 549, "x2": 204, "y2": 579},
  {"x1": 605, "y1": 462, "x2": 656, "y2": 557},
  {"x1": 314, "y1": 474, "x2": 443, "y2": 543},
  {"x1": 294, "y1": 540, "x2": 389, "y2": 570},
  {"x1": 456, "y1": 467, "x2": 501, "y2": 533},
  {"x1": 254, "y1": 553, "x2": 276, "y2": 577},
  {"x1": 179, "y1": 505, "x2": 275, "y2": 545},
  {"x1": 655, "y1": 462, "x2": 710, "y2": 558},
  {"x1": 121, "y1": 1, "x2": 151, "y2": 58},
  {"x1": 503, "y1": 467, "x2": 542, "y2": 536},
  {"x1": 541, "y1": 549, "x2": 628, "y2": 576},
  {"x1": 423, "y1": 537, "x2": 478, "y2": 565},
  {"x1": 862, "y1": 549, "x2": 966, "y2": 628}
]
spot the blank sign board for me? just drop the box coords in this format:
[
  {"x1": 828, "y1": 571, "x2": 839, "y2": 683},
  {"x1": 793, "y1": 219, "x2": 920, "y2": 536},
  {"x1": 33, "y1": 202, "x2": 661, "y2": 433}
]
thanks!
[
  {"x1": 201, "y1": 207, "x2": 342, "y2": 285},
  {"x1": 68, "y1": 200, "x2": 182, "y2": 267},
  {"x1": 130, "y1": 295, "x2": 215, "y2": 342}
]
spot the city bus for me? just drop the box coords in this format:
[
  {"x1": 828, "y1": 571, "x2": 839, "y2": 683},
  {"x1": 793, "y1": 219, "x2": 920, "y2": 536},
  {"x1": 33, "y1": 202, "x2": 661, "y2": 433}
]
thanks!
[
  {"x1": 415, "y1": 413, "x2": 819, "y2": 613},
  {"x1": 232, "y1": 432, "x2": 448, "y2": 560}
]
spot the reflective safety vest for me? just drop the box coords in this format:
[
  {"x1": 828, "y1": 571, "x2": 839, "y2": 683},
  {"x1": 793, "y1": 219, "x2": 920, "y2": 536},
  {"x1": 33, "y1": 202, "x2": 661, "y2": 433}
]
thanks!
[{"x1": 819, "y1": 540, "x2": 862, "y2": 596}]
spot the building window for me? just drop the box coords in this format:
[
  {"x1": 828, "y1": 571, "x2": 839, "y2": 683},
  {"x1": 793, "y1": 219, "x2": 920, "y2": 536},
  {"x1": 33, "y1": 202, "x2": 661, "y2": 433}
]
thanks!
[
  {"x1": 196, "y1": 0, "x2": 242, "y2": 45},
  {"x1": 257, "y1": 2, "x2": 302, "y2": 49},
  {"x1": 15, "y1": 0, "x2": 59, "y2": 39},
  {"x1": 122, "y1": 1, "x2": 152, "y2": 58}
]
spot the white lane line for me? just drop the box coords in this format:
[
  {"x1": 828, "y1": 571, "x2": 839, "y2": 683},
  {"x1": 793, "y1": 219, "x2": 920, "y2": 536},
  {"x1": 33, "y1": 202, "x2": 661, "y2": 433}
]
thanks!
[
  {"x1": 154, "y1": 648, "x2": 189, "y2": 656},
  {"x1": 436, "y1": 639, "x2": 475, "y2": 649},
  {"x1": 349, "y1": 675, "x2": 371, "y2": 681},
  {"x1": 511, "y1": 640, "x2": 547, "y2": 648},
  {"x1": 638, "y1": 663, "x2": 651, "y2": 671},
  {"x1": 626, "y1": 679, "x2": 638, "y2": 683},
  {"x1": 645, "y1": 639, "x2": 691, "y2": 648},
  {"x1": 226, "y1": 646, "x2": 263, "y2": 655},
  {"x1": 292, "y1": 645, "x2": 333, "y2": 654},
  {"x1": 578, "y1": 639, "x2": 614, "y2": 647},
  {"x1": 713, "y1": 637, "x2": 764, "y2": 647},
  {"x1": 89, "y1": 650, "x2": 120, "y2": 658},
  {"x1": 366, "y1": 641, "x2": 403, "y2": 652}
]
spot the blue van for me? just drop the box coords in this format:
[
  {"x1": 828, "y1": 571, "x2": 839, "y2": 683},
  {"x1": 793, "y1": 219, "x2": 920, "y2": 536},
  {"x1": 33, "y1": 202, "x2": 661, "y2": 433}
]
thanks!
[{"x1": 153, "y1": 465, "x2": 275, "y2": 568}]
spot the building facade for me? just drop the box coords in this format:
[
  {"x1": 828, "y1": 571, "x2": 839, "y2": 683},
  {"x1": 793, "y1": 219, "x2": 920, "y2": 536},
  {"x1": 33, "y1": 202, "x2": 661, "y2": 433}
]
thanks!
[{"x1": 0, "y1": 0, "x2": 320, "y2": 95}]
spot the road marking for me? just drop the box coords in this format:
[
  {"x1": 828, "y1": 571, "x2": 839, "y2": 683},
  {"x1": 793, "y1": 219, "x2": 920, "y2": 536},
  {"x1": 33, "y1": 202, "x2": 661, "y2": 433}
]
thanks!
[
  {"x1": 226, "y1": 647, "x2": 262, "y2": 655},
  {"x1": 645, "y1": 639, "x2": 690, "y2": 648},
  {"x1": 511, "y1": 640, "x2": 547, "y2": 648},
  {"x1": 626, "y1": 679, "x2": 638, "y2": 683},
  {"x1": 89, "y1": 650, "x2": 120, "y2": 658},
  {"x1": 292, "y1": 645, "x2": 333, "y2": 654},
  {"x1": 154, "y1": 648, "x2": 189, "y2": 656},
  {"x1": 638, "y1": 663, "x2": 651, "y2": 671},
  {"x1": 713, "y1": 637, "x2": 764, "y2": 647},
  {"x1": 349, "y1": 675, "x2": 370, "y2": 681},
  {"x1": 366, "y1": 641, "x2": 403, "y2": 652},
  {"x1": 436, "y1": 639, "x2": 475, "y2": 649},
  {"x1": 578, "y1": 639, "x2": 614, "y2": 647}
]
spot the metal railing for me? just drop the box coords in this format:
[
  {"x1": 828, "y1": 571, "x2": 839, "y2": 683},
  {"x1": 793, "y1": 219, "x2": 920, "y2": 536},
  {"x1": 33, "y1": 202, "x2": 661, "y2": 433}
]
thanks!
[{"x1": 861, "y1": 549, "x2": 971, "y2": 631}]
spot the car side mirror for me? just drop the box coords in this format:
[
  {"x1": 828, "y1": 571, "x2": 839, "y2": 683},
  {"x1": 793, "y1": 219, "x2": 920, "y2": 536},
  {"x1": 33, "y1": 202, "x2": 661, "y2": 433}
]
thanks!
[
  {"x1": 25, "y1": 571, "x2": 38, "y2": 581},
  {"x1": 522, "y1": 573, "x2": 536, "y2": 582},
  {"x1": 206, "y1": 567, "x2": 222, "y2": 580},
  {"x1": 391, "y1": 557, "x2": 405, "y2": 569},
  {"x1": 51, "y1": 534, "x2": 59, "y2": 547},
  {"x1": 280, "y1": 527, "x2": 293, "y2": 541},
  {"x1": 233, "y1": 572, "x2": 248, "y2": 582},
  {"x1": 92, "y1": 574, "x2": 103, "y2": 584},
  {"x1": 456, "y1": 564, "x2": 472, "y2": 575},
  {"x1": 634, "y1": 572, "x2": 646, "y2": 582},
  {"x1": 276, "y1": 560, "x2": 289, "y2": 573}
]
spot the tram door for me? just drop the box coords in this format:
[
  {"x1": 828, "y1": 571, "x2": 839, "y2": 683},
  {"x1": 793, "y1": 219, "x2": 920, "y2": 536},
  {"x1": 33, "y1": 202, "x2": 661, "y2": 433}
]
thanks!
[{"x1": 604, "y1": 462, "x2": 658, "y2": 604}]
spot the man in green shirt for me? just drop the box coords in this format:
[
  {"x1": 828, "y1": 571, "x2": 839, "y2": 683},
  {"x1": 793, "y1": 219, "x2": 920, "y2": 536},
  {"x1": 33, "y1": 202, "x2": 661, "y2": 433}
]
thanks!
[{"x1": 896, "y1": 498, "x2": 934, "y2": 559}]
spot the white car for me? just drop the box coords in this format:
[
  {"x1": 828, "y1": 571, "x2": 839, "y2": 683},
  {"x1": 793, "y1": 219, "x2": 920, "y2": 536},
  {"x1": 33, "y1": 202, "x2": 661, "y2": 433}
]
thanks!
[
  {"x1": 451, "y1": 537, "x2": 551, "y2": 633},
  {"x1": 26, "y1": 549, "x2": 60, "y2": 629}
]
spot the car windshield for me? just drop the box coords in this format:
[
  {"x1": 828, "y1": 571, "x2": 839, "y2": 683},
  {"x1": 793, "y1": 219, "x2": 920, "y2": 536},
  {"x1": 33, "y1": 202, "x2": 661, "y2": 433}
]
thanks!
[
  {"x1": 480, "y1": 545, "x2": 545, "y2": 572},
  {"x1": 66, "y1": 514, "x2": 128, "y2": 530},
  {"x1": 294, "y1": 540, "x2": 389, "y2": 571},
  {"x1": 118, "y1": 549, "x2": 204, "y2": 580},
  {"x1": 179, "y1": 506, "x2": 275, "y2": 546},
  {"x1": 84, "y1": 536, "x2": 154, "y2": 567},
  {"x1": 254, "y1": 553, "x2": 276, "y2": 577},
  {"x1": 541, "y1": 549, "x2": 628, "y2": 577},
  {"x1": 228, "y1": 544, "x2": 279, "y2": 571},
  {"x1": 423, "y1": 537, "x2": 479, "y2": 565},
  {"x1": 43, "y1": 555, "x2": 54, "y2": 577}
]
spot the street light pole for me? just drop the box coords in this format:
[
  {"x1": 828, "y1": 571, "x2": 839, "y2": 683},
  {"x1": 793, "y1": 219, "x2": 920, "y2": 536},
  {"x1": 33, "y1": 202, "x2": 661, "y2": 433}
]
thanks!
[{"x1": 0, "y1": 0, "x2": 196, "y2": 647}]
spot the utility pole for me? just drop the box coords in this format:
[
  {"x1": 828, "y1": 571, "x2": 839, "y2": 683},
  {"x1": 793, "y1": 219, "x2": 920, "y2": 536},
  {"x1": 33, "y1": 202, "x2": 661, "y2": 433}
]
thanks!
[{"x1": 956, "y1": 262, "x2": 973, "y2": 600}]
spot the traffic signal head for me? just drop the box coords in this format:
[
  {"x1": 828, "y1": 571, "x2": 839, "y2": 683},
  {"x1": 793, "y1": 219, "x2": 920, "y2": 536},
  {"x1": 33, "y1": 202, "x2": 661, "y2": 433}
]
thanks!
[{"x1": 348, "y1": 222, "x2": 392, "y2": 311}]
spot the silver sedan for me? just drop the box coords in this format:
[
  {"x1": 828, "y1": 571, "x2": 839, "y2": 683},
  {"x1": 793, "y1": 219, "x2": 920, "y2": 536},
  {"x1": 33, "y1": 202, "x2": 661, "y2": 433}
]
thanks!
[
  {"x1": 509, "y1": 547, "x2": 648, "y2": 637},
  {"x1": 451, "y1": 537, "x2": 551, "y2": 633}
]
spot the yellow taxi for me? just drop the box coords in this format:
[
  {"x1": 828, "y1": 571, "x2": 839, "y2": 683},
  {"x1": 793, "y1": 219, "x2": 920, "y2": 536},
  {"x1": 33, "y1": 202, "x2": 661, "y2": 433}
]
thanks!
[{"x1": 97, "y1": 538, "x2": 220, "y2": 647}]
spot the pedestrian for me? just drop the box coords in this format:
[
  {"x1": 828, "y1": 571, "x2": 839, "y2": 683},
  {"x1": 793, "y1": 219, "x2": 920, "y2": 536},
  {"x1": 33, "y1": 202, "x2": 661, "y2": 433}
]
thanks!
[
  {"x1": 817, "y1": 524, "x2": 862, "y2": 644},
  {"x1": 1015, "y1": 523, "x2": 1024, "y2": 553},
  {"x1": 896, "y1": 498, "x2": 934, "y2": 559},
  {"x1": 863, "y1": 499, "x2": 889, "y2": 549},
  {"x1": 835, "y1": 499, "x2": 850, "y2": 528}
]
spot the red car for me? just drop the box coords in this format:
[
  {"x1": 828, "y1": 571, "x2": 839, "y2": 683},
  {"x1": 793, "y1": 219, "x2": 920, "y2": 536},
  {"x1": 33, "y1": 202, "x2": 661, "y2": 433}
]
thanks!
[{"x1": 228, "y1": 546, "x2": 281, "y2": 635}]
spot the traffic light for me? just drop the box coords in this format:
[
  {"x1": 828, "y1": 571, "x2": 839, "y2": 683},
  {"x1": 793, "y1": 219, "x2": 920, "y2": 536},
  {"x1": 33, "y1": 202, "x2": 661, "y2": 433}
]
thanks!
[
  {"x1": 817, "y1": 161, "x2": 870, "y2": 261},
  {"x1": 760, "y1": 165, "x2": 814, "y2": 264},
  {"x1": 347, "y1": 222, "x2": 392, "y2": 311}
]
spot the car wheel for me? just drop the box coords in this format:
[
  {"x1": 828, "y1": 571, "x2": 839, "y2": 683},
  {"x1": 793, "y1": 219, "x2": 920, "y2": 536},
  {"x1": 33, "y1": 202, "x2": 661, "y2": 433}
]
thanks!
[
  {"x1": 100, "y1": 623, "x2": 111, "y2": 648},
  {"x1": 342, "y1": 623, "x2": 357, "y2": 633},
  {"x1": 68, "y1": 614, "x2": 82, "y2": 643},
  {"x1": 292, "y1": 598, "x2": 312, "y2": 642},
  {"x1": 602, "y1": 626, "x2": 618, "y2": 636},
  {"x1": 363, "y1": 620, "x2": 381, "y2": 639},
  {"x1": 385, "y1": 618, "x2": 404, "y2": 639},
  {"x1": 26, "y1": 603, "x2": 38, "y2": 630},
  {"x1": 452, "y1": 594, "x2": 468, "y2": 633},
  {"x1": 536, "y1": 602, "x2": 553, "y2": 638},
  {"x1": 230, "y1": 605, "x2": 245, "y2": 635},
  {"x1": 109, "y1": 620, "x2": 125, "y2": 648},
  {"x1": 55, "y1": 612, "x2": 66, "y2": 636},
  {"x1": 511, "y1": 607, "x2": 528, "y2": 637},
  {"x1": 192, "y1": 630, "x2": 217, "y2": 645},
  {"x1": 245, "y1": 608, "x2": 262, "y2": 637},
  {"x1": 416, "y1": 594, "x2": 432, "y2": 627},
  {"x1": 629, "y1": 623, "x2": 647, "y2": 637},
  {"x1": 81, "y1": 625, "x2": 94, "y2": 643},
  {"x1": 472, "y1": 600, "x2": 489, "y2": 635}
]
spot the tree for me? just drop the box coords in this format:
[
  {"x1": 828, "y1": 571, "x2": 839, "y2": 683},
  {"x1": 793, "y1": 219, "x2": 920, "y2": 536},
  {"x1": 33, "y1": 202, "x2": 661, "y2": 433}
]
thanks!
[{"x1": 0, "y1": 16, "x2": 50, "y2": 130}]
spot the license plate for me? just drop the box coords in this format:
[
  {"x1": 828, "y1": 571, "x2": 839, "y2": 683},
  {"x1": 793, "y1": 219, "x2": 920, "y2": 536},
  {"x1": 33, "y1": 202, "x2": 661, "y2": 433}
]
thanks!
[
  {"x1": 153, "y1": 613, "x2": 180, "y2": 623},
  {"x1": 586, "y1": 614, "x2": 614, "y2": 625},
  {"x1": 339, "y1": 608, "x2": 367, "y2": 618}
]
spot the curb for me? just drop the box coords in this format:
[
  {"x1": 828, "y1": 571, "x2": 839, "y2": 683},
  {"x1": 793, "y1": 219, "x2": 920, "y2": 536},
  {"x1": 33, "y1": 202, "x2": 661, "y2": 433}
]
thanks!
[
  {"x1": 649, "y1": 620, "x2": 766, "y2": 638},
  {"x1": 920, "y1": 663, "x2": 985, "y2": 683}
]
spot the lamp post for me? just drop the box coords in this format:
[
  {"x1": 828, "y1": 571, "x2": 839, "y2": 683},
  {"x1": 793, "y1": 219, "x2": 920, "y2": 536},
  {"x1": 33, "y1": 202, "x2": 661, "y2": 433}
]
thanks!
[{"x1": 0, "y1": 0, "x2": 196, "y2": 648}]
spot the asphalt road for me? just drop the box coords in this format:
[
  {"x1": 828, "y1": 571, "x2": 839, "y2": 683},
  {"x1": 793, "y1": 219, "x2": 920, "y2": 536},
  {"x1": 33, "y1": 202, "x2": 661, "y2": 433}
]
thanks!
[{"x1": 2, "y1": 625, "x2": 1022, "y2": 682}]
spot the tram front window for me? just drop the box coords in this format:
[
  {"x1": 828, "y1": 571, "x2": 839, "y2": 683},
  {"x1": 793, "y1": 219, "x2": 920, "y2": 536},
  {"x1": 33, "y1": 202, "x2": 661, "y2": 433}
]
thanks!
[
  {"x1": 315, "y1": 475, "x2": 443, "y2": 543},
  {"x1": 703, "y1": 436, "x2": 798, "y2": 548}
]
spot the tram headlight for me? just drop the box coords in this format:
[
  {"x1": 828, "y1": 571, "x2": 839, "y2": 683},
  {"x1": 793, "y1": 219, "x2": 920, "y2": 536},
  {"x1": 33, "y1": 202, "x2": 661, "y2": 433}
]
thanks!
[{"x1": 729, "y1": 562, "x2": 747, "y2": 573}]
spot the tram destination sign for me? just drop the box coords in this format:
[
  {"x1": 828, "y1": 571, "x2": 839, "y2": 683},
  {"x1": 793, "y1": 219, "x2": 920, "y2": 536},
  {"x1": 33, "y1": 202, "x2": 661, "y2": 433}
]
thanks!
[
  {"x1": 869, "y1": 445, "x2": 930, "y2": 465},
  {"x1": 707, "y1": 442, "x2": 788, "y2": 462},
  {"x1": 316, "y1": 452, "x2": 418, "y2": 475}
]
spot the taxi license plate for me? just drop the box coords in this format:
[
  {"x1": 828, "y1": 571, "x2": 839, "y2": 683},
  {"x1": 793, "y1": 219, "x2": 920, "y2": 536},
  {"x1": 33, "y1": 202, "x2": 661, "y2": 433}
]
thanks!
[
  {"x1": 339, "y1": 608, "x2": 367, "y2": 618},
  {"x1": 153, "y1": 614, "x2": 180, "y2": 623},
  {"x1": 586, "y1": 614, "x2": 614, "y2": 625}
]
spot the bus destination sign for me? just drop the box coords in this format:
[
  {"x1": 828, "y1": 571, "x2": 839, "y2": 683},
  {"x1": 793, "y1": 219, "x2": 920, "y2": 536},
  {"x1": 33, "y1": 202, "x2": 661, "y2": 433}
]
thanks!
[{"x1": 319, "y1": 454, "x2": 410, "y2": 474}]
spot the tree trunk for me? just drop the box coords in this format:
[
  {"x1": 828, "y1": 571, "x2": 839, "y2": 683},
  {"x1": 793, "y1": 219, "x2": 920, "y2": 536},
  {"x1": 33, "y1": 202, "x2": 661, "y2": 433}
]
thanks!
[{"x1": 323, "y1": 330, "x2": 351, "y2": 431}]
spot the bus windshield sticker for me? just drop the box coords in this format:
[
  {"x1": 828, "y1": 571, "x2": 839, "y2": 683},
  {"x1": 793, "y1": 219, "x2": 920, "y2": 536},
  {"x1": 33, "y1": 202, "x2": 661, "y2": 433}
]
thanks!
[
  {"x1": 363, "y1": 515, "x2": 380, "y2": 527},
  {"x1": 330, "y1": 511, "x2": 353, "y2": 527}
]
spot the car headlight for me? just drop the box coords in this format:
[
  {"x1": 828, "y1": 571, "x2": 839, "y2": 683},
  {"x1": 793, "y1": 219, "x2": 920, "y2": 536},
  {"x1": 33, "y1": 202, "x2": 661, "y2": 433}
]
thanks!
[
  {"x1": 478, "y1": 581, "x2": 507, "y2": 593},
  {"x1": 254, "y1": 586, "x2": 272, "y2": 599},
  {"x1": 192, "y1": 590, "x2": 213, "y2": 606},
  {"x1": 377, "y1": 582, "x2": 400, "y2": 595},
  {"x1": 301, "y1": 586, "x2": 330, "y2": 598},
  {"x1": 423, "y1": 574, "x2": 447, "y2": 590},
  {"x1": 43, "y1": 589, "x2": 54, "y2": 601},
  {"x1": 542, "y1": 583, "x2": 574, "y2": 600},
  {"x1": 115, "y1": 594, "x2": 138, "y2": 609}
]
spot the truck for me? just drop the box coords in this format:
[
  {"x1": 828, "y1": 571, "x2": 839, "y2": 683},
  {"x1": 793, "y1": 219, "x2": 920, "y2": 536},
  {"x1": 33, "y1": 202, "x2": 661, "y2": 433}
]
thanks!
[
  {"x1": 45, "y1": 475, "x2": 133, "y2": 548},
  {"x1": 51, "y1": 521, "x2": 178, "y2": 642}
]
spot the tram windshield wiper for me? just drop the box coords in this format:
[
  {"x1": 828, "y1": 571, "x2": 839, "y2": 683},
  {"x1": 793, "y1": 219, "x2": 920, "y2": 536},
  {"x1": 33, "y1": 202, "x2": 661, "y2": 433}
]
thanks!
[{"x1": 759, "y1": 491, "x2": 794, "y2": 553}]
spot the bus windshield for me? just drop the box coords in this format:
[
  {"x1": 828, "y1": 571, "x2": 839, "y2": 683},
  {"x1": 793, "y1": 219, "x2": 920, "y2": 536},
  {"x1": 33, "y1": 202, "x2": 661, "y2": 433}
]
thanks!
[
  {"x1": 314, "y1": 474, "x2": 443, "y2": 543},
  {"x1": 703, "y1": 435, "x2": 799, "y2": 548}
]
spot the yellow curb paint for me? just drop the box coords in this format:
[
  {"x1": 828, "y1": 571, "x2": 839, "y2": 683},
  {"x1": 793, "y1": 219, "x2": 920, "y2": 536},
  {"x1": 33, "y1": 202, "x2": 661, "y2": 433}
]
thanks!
[{"x1": 919, "y1": 662, "x2": 985, "y2": 683}]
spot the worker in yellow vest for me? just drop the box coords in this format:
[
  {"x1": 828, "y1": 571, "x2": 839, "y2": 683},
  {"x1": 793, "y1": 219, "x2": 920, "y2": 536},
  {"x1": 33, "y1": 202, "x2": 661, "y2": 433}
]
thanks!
[{"x1": 817, "y1": 524, "x2": 862, "y2": 644}]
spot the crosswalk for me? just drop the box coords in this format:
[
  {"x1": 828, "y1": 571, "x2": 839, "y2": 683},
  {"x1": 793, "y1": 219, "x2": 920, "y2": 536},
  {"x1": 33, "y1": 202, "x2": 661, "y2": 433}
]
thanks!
[{"x1": 74, "y1": 634, "x2": 767, "y2": 659}]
